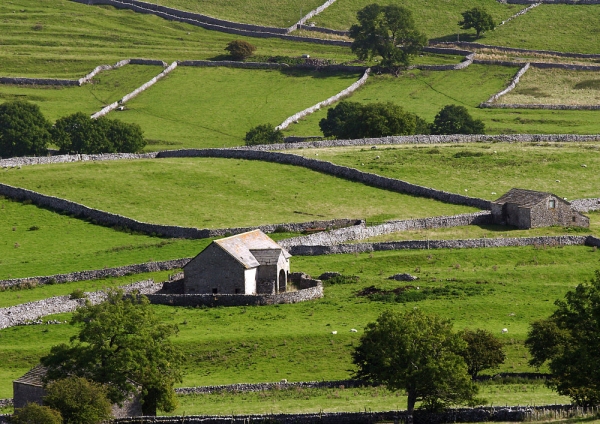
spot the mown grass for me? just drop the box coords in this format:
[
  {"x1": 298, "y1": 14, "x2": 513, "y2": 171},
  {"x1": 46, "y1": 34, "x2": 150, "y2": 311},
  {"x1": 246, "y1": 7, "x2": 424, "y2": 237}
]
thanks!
[
  {"x1": 108, "y1": 67, "x2": 361, "y2": 150},
  {"x1": 293, "y1": 143, "x2": 600, "y2": 201},
  {"x1": 502, "y1": 68, "x2": 600, "y2": 106},
  {"x1": 287, "y1": 66, "x2": 600, "y2": 136},
  {"x1": 0, "y1": 0, "x2": 355, "y2": 79},
  {"x1": 0, "y1": 158, "x2": 476, "y2": 228},
  {"x1": 0, "y1": 65, "x2": 163, "y2": 122},
  {"x1": 146, "y1": 0, "x2": 324, "y2": 28},
  {"x1": 0, "y1": 197, "x2": 210, "y2": 279},
  {"x1": 1, "y1": 245, "x2": 599, "y2": 399},
  {"x1": 313, "y1": 0, "x2": 519, "y2": 40}
]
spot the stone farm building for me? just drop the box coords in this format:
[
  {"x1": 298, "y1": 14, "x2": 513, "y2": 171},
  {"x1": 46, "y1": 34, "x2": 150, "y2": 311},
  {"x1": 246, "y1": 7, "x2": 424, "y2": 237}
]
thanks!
[
  {"x1": 13, "y1": 365, "x2": 142, "y2": 418},
  {"x1": 491, "y1": 188, "x2": 589, "y2": 229},
  {"x1": 184, "y1": 229, "x2": 291, "y2": 295}
]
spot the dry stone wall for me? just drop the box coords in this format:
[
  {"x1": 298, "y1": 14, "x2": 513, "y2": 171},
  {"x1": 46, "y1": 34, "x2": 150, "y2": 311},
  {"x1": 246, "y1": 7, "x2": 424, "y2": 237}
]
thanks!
[
  {"x1": 179, "y1": 60, "x2": 289, "y2": 69},
  {"x1": 175, "y1": 379, "x2": 363, "y2": 395},
  {"x1": 435, "y1": 41, "x2": 600, "y2": 60},
  {"x1": 288, "y1": 0, "x2": 339, "y2": 32},
  {"x1": 504, "y1": 0, "x2": 600, "y2": 3},
  {"x1": 0, "y1": 152, "x2": 157, "y2": 167},
  {"x1": 0, "y1": 77, "x2": 79, "y2": 86},
  {"x1": 483, "y1": 63, "x2": 530, "y2": 104},
  {"x1": 571, "y1": 198, "x2": 600, "y2": 212}
]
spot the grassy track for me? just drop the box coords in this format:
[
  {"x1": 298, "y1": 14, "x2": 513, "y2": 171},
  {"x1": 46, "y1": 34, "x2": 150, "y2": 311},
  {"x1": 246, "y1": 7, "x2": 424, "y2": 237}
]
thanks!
[
  {"x1": 293, "y1": 143, "x2": 600, "y2": 201},
  {"x1": 502, "y1": 68, "x2": 600, "y2": 106},
  {"x1": 0, "y1": 0, "x2": 355, "y2": 79},
  {"x1": 313, "y1": 0, "x2": 518, "y2": 40},
  {"x1": 287, "y1": 66, "x2": 600, "y2": 136},
  {"x1": 0, "y1": 65, "x2": 163, "y2": 122},
  {"x1": 108, "y1": 67, "x2": 361, "y2": 150},
  {"x1": 147, "y1": 0, "x2": 324, "y2": 28},
  {"x1": 1, "y1": 245, "x2": 599, "y2": 400},
  {"x1": 0, "y1": 158, "x2": 476, "y2": 228}
]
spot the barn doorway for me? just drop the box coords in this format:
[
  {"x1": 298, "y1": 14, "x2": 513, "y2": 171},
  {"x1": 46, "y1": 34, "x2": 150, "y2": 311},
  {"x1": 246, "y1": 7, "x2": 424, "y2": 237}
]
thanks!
[{"x1": 278, "y1": 269, "x2": 287, "y2": 293}]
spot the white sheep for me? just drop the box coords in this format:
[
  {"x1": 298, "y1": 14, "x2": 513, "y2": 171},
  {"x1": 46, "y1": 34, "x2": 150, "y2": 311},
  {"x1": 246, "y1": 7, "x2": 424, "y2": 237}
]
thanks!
[
  {"x1": 350, "y1": 329, "x2": 358, "y2": 333},
  {"x1": 331, "y1": 331, "x2": 337, "y2": 335},
  {"x1": 501, "y1": 328, "x2": 508, "y2": 334}
]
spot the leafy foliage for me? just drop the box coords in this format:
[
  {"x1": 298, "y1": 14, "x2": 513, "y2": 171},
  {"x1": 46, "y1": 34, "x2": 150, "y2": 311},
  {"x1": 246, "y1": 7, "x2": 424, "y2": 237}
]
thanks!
[
  {"x1": 10, "y1": 403, "x2": 63, "y2": 424},
  {"x1": 459, "y1": 8, "x2": 495, "y2": 38},
  {"x1": 44, "y1": 377, "x2": 112, "y2": 424},
  {"x1": 244, "y1": 123, "x2": 284, "y2": 146},
  {"x1": 0, "y1": 100, "x2": 52, "y2": 158},
  {"x1": 52, "y1": 113, "x2": 146, "y2": 154},
  {"x1": 460, "y1": 329, "x2": 506, "y2": 378},
  {"x1": 352, "y1": 309, "x2": 478, "y2": 413},
  {"x1": 525, "y1": 270, "x2": 600, "y2": 406},
  {"x1": 349, "y1": 4, "x2": 427, "y2": 67},
  {"x1": 319, "y1": 101, "x2": 426, "y2": 139},
  {"x1": 431, "y1": 105, "x2": 485, "y2": 135},
  {"x1": 225, "y1": 40, "x2": 257, "y2": 61},
  {"x1": 41, "y1": 290, "x2": 184, "y2": 415}
]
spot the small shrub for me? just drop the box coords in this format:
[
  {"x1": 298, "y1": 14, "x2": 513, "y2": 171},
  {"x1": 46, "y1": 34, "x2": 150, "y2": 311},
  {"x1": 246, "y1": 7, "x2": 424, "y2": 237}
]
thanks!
[
  {"x1": 46, "y1": 278, "x2": 57, "y2": 285},
  {"x1": 225, "y1": 40, "x2": 257, "y2": 61},
  {"x1": 245, "y1": 123, "x2": 284, "y2": 146},
  {"x1": 69, "y1": 289, "x2": 86, "y2": 299},
  {"x1": 32, "y1": 23, "x2": 44, "y2": 31},
  {"x1": 28, "y1": 225, "x2": 40, "y2": 231},
  {"x1": 11, "y1": 403, "x2": 63, "y2": 424},
  {"x1": 22, "y1": 199, "x2": 32, "y2": 205}
]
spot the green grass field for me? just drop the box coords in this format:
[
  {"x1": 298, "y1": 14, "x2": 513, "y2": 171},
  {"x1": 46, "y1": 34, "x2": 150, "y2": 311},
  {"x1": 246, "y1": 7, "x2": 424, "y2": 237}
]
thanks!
[
  {"x1": 287, "y1": 66, "x2": 600, "y2": 136},
  {"x1": 0, "y1": 65, "x2": 163, "y2": 122},
  {"x1": 502, "y1": 68, "x2": 600, "y2": 106},
  {"x1": 0, "y1": 158, "x2": 476, "y2": 228},
  {"x1": 0, "y1": 0, "x2": 355, "y2": 79},
  {"x1": 293, "y1": 143, "x2": 600, "y2": 201},
  {"x1": 107, "y1": 67, "x2": 361, "y2": 149}
]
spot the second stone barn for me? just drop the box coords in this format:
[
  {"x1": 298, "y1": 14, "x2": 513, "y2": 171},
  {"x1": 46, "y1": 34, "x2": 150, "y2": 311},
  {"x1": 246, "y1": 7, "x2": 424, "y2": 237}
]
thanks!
[
  {"x1": 491, "y1": 188, "x2": 589, "y2": 229},
  {"x1": 183, "y1": 230, "x2": 291, "y2": 295}
]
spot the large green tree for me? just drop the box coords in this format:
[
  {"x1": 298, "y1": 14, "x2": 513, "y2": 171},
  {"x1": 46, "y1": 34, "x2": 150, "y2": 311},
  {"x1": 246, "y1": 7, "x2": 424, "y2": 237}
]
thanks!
[
  {"x1": 430, "y1": 105, "x2": 485, "y2": 135},
  {"x1": 44, "y1": 377, "x2": 112, "y2": 424},
  {"x1": 41, "y1": 290, "x2": 183, "y2": 416},
  {"x1": 525, "y1": 271, "x2": 600, "y2": 406},
  {"x1": 459, "y1": 8, "x2": 495, "y2": 38},
  {"x1": 349, "y1": 4, "x2": 427, "y2": 67},
  {"x1": 460, "y1": 329, "x2": 506, "y2": 378},
  {"x1": 352, "y1": 309, "x2": 478, "y2": 415},
  {"x1": 0, "y1": 100, "x2": 51, "y2": 158}
]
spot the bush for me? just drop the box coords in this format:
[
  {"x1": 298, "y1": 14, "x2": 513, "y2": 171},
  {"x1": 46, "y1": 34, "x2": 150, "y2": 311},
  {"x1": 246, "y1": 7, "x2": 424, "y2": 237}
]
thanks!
[
  {"x1": 69, "y1": 289, "x2": 86, "y2": 300},
  {"x1": 430, "y1": 105, "x2": 485, "y2": 135},
  {"x1": 44, "y1": 377, "x2": 112, "y2": 424},
  {"x1": 245, "y1": 124, "x2": 284, "y2": 146},
  {"x1": 0, "y1": 100, "x2": 52, "y2": 158},
  {"x1": 225, "y1": 40, "x2": 257, "y2": 61},
  {"x1": 10, "y1": 403, "x2": 62, "y2": 424}
]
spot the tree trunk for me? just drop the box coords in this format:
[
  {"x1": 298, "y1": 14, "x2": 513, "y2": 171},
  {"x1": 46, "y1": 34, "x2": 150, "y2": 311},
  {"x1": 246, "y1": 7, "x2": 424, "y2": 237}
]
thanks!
[{"x1": 407, "y1": 390, "x2": 417, "y2": 423}]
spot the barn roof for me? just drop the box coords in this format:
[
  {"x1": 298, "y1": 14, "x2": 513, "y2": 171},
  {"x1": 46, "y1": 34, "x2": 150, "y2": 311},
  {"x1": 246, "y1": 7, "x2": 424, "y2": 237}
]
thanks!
[
  {"x1": 14, "y1": 365, "x2": 46, "y2": 387},
  {"x1": 212, "y1": 230, "x2": 291, "y2": 269},
  {"x1": 493, "y1": 188, "x2": 568, "y2": 209}
]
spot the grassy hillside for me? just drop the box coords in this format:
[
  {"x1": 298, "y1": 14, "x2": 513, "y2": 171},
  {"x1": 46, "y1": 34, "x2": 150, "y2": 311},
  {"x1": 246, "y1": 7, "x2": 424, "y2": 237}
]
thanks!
[
  {"x1": 287, "y1": 66, "x2": 600, "y2": 136},
  {"x1": 147, "y1": 0, "x2": 324, "y2": 28},
  {"x1": 0, "y1": 0, "x2": 355, "y2": 79},
  {"x1": 0, "y1": 65, "x2": 163, "y2": 121},
  {"x1": 294, "y1": 143, "x2": 600, "y2": 201},
  {"x1": 108, "y1": 67, "x2": 361, "y2": 150},
  {"x1": 0, "y1": 158, "x2": 476, "y2": 228}
]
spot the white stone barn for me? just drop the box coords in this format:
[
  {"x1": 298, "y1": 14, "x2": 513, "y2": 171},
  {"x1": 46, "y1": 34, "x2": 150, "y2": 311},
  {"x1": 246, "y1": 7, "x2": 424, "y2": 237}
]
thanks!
[{"x1": 183, "y1": 230, "x2": 291, "y2": 295}]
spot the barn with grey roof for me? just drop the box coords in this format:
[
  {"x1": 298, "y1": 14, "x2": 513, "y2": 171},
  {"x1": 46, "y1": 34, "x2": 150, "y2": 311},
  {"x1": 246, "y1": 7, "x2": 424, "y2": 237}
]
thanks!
[{"x1": 491, "y1": 188, "x2": 589, "y2": 229}]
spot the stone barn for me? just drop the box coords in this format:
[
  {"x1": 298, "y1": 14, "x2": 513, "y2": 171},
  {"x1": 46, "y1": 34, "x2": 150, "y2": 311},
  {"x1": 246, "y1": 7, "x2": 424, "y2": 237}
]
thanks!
[
  {"x1": 491, "y1": 188, "x2": 589, "y2": 229},
  {"x1": 184, "y1": 229, "x2": 291, "y2": 295},
  {"x1": 13, "y1": 365, "x2": 143, "y2": 417}
]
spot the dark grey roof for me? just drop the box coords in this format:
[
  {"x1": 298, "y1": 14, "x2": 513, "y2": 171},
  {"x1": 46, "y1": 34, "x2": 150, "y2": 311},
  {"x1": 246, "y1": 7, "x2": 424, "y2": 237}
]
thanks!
[
  {"x1": 493, "y1": 188, "x2": 567, "y2": 209},
  {"x1": 14, "y1": 365, "x2": 46, "y2": 387}
]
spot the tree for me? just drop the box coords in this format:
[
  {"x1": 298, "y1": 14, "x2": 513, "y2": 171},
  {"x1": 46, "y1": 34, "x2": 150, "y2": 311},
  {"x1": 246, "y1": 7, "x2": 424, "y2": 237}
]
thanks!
[
  {"x1": 103, "y1": 118, "x2": 146, "y2": 153},
  {"x1": 10, "y1": 403, "x2": 62, "y2": 424},
  {"x1": 44, "y1": 377, "x2": 112, "y2": 424},
  {"x1": 459, "y1": 8, "x2": 495, "y2": 38},
  {"x1": 460, "y1": 329, "x2": 506, "y2": 378},
  {"x1": 41, "y1": 290, "x2": 183, "y2": 416},
  {"x1": 225, "y1": 40, "x2": 257, "y2": 61},
  {"x1": 0, "y1": 100, "x2": 52, "y2": 158},
  {"x1": 430, "y1": 105, "x2": 485, "y2": 135},
  {"x1": 244, "y1": 123, "x2": 284, "y2": 146},
  {"x1": 349, "y1": 4, "x2": 427, "y2": 67},
  {"x1": 319, "y1": 101, "x2": 423, "y2": 139},
  {"x1": 352, "y1": 309, "x2": 478, "y2": 414},
  {"x1": 525, "y1": 270, "x2": 600, "y2": 406}
]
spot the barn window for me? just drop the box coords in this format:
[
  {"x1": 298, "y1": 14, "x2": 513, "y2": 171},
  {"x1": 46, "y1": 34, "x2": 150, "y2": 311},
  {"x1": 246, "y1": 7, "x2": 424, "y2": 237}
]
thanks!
[
  {"x1": 235, "y1": 288, "x2": 241, "y2": 294},
  {"x1": 573, "y1": 216, "x2": 576, "y2": 222},
  {"x1": 212, "y1": 288, "x2": 218, "y2": 294},
  {"x1": 548, "y1": 200, "x2": 556, "y2": 209}
]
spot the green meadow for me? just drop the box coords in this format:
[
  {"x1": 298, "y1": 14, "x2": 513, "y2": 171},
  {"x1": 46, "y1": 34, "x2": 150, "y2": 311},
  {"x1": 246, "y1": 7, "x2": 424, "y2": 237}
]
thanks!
[
  {"x1": 0, "y1": 65, "x2": 163, "y2": 121},
  {"x1": 293, "y1": 143, "x2": 600, "y2": 201},
  {"x1": 0, "y1": 158, "x2": 476, "y2": 228},
  {"x1": 108, "y1": 67, "x2": 361, "y2": 150},
  {"x1": 287, "y1": 66, "x2": 600, "y2": 137}
]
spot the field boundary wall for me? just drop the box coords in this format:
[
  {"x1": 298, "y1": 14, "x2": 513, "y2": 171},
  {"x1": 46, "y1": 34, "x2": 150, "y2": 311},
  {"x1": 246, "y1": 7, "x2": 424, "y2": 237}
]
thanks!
[
  {"x1": 571, "y1": 198, "x2": 600, "y2": 212},
  {"x1": 504, "y1": 0, "x2": 600, "y2": 3},
  {"x1": 497, "y1": 3, "x2": 541, "y2": 26},
  {"x1": 482, "y1": 63, "x2": 530, "y2": 104},
  {"x1": 288, "y1": 0, "x2": 338, "y2": 33},
  {"x1": 276, "y1": 68, "x2": 370, "y2": 130},
  {"x1": 435, "y1": 41, "x2": 600, "y2": 59}
]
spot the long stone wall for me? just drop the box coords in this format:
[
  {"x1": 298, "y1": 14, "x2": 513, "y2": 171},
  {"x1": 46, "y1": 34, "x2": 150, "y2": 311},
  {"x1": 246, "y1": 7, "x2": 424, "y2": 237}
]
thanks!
[
  {"x1": 482, "y1": 63, "x2": 530, "y2": 104},
  {"x1": 175, "y1": 379, "x2": 363, "y2": 395},
  {"x1": 0, "y1": 77, "x2": 80, "y2": 86},
  {"x1": 571, "y1": 198, "x2": 600, "y2": 212},
  {"x1": 435, "y1": 41, "x2": 600, "y2": 59},
  {"x1": 498, "y1": 3, "x2": 541, "y2": 26},
  {"x1": 276, "y1": 68, "x2": 371, "y2": 130},
  {"x1": 504, "y1": 0, "x2": 600, "y2": 3},
  {"x1": 288, "y1": 0, "x2": 339, "y2": 33},
  {"x1": 179, "y1": 60, "x2": 289, "y2": 69},
  {"x1": 0, "y1": 152, "x2": 158, "y2": 167}
]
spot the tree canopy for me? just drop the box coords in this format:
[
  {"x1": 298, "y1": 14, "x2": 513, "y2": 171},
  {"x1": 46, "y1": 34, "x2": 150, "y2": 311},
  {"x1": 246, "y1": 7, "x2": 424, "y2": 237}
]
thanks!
[
  {"x1": 459, "y1": 8, "x2": 495, "y2": 38},
  {"x1": 44, "y1": 377, "x2": 112, "y2": 424},
  {"x1": 349, "y1": 4, "x2": 427, "y2": 67},
  {"x1": 10, "y1": 403, "x2": 63, "y2": 424},
  {"x1": 41, "y1": 290, "x2": 183, "y2": 416},
  {"x1": 244, "y1": 123, "x2": 284, "y2": 145},
  {"x1": 352, "y1": 309, "x2": 478, "y2": 414},
  {"x1": 225, "y1": 40, "x2": 257, "y2": 61},
  {"x1": 0, "y1": 100, "x2": 52, "y2": 158},
  {"x1": 525, "y1": 270, "x2": 600, "y2": 406},
  {"x1": 430, "y1": 105, "x2": 485, "y2": 135},
  {"x1": 460, "y1": 329, "x2": 506, "y2": 378}
]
